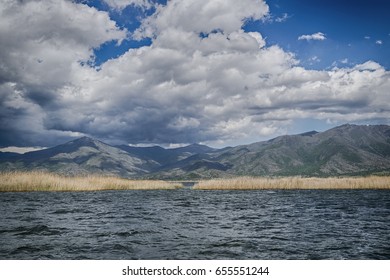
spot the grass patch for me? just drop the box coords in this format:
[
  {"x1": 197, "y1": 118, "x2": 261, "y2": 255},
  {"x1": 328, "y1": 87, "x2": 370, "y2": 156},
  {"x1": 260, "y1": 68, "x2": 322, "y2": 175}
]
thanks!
[
  {"x1": 0, "y1": 171, "x2": 182, "y2": 192},
  {"x1": 193, "y1": 176, "x2": 390, "y2": 190}
]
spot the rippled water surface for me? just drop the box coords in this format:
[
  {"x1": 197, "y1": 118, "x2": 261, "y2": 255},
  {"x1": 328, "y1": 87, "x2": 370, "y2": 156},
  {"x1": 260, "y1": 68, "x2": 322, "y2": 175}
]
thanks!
[{"x1": 0, "y1": 188, "x2": 389, "y2": 259}]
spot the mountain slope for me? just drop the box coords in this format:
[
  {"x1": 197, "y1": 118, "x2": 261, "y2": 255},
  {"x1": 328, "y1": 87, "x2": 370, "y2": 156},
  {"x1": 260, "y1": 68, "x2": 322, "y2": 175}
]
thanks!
[
  {"x1": 155, "y1": 124, "x2": 390, "y2": 178},
  {"x1": 0, "y1": 137, "x2": 153, "y2": 177},
  {"x1": 1, "y1": 124, "x2": 390, "y2": 178},
  {"x1": 116, "y1": 143, "x2": 216, "y2": 169}
]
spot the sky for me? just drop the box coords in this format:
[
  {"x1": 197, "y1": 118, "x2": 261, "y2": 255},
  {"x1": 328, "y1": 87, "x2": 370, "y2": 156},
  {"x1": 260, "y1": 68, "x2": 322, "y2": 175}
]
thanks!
[{"x1": 0, "y1": 0, "x2": 389, "y2": 150}]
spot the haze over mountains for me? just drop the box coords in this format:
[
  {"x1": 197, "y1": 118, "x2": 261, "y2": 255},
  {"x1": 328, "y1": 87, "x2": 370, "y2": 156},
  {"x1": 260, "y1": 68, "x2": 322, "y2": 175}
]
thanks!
[{"x1": 1, "y1": 124, "x2": 390, "y2": 179}]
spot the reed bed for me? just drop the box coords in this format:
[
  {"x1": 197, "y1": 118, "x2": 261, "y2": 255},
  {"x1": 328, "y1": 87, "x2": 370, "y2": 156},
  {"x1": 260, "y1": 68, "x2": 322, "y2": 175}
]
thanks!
[
  {"x1": 0, "y1": 171, "x2": 182, "y2": 192},
  {"x1": 193, "y1": 176, "x2": 390, "y2": 190}
]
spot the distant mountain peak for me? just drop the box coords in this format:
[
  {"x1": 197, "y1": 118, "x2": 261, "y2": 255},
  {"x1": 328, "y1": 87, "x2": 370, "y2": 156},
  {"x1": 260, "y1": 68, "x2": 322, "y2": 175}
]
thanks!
[
  {"x1": 187, "y1": 143, "x2": 202, "y2": 147},
  {"x1": 172, "y1": 143, "x2": 216, "y2": 153},
  {"x1": 186, "y1": 143, "x2": 210, "y2": 148},
  {"x1": 68, "y1": 136, "x2": 102, "y2": 146},
  {"x1": 299, "y1": 131, "x2": 319, "y2": 137},
  {"x1": 73, "y1": 136, "x2": 97, "y2": 142},
  {"x1": 332, "y1": 123, "x2": 360, "y2": 131}
]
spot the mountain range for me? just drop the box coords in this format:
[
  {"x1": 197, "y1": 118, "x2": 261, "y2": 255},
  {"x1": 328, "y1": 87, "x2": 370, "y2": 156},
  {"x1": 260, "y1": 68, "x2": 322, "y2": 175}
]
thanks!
[{"x1": 1, "y1": 124, "x2": 390, "y2": 179}]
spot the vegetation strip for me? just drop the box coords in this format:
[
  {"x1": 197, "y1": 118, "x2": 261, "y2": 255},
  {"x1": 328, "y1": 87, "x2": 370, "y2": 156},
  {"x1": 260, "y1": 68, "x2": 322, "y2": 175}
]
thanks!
[
  {"x1": 0, "y1": 172, "x2": 182, "y2": 192},
  {"x1": 2, "y1": 172, "x2": 389, "y2": 192},
  {"x1": 193, "y1": 176, "x2": 390, "y2": 190}
]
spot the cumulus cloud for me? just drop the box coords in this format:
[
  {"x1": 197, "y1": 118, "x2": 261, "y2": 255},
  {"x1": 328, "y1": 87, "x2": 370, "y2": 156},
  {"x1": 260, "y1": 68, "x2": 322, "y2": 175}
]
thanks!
[
  {"x1": 0, "y1": 0, "x2": 126, "y2": 146},
  {"x1": 1, "y1": 0, "x2": 389, "y2": 148},
  {"x1": 298, "y1": 32, "x2": 326, "y2": 41},
  {"x1": 133, "y1": 0, "x2": 269, "y2": 39},
  {"x1": 42, "y1": 0, "x2": 273, "y2": 146}
]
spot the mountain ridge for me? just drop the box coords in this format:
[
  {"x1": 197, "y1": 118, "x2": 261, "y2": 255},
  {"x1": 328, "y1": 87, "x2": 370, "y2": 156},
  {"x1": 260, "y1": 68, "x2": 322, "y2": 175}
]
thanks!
[{"x1": 1, "y1": 124, "x2": 390, "y2": 179}]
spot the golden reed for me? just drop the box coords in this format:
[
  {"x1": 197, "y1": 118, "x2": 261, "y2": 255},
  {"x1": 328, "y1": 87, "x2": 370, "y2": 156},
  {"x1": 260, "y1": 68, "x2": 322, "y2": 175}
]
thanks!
[
  {"x1": 194, "y1": 176, "x2": 390, "y2": 190},
  {"x1": 0, "y1": 171, "x2": 181, "y2": 192}
]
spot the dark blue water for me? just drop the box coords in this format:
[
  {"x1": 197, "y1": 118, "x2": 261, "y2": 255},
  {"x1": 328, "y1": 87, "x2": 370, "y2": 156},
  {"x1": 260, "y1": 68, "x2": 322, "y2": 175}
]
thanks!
[{"x1": 0, "y1": 189, "x2": 389, "y2": 259}]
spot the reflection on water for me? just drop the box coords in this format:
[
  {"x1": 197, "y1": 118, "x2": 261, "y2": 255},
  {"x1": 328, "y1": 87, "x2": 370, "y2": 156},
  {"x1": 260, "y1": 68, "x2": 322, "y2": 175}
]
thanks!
[{"x1": 0, "y1": 189, "x2": 389, "y2": 259}]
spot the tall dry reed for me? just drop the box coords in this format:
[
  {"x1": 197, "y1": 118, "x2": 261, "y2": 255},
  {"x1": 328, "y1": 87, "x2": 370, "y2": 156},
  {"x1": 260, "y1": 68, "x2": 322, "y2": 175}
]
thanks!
[
  {"x1": 193, "y1": 176, "x2": 390, "y2": 190},
  {"x1": 0, "y1": 171, "x2": 181, "y2": 192}
]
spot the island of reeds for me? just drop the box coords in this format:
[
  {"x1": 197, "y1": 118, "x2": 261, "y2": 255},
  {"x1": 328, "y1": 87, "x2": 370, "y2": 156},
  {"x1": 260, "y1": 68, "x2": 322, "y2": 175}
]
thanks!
[
  {"x1": 1, "y1": 172, "x2": 390, "y2": 192},
  {"x1": 193, "y1": 176, "x2": 390, "y2": 190},
  {"x1": 0, "y1": 172, "x2": 182, "y2": 192}
]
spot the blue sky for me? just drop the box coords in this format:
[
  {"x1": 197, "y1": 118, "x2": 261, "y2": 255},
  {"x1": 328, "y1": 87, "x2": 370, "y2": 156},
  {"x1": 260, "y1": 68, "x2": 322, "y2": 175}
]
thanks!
[
  {"x1": 257, "y1": 0, "x2": 390, "y2": 70},
  {"x1": 0, "y1": 0, "x2": 389, "y2": 149}
]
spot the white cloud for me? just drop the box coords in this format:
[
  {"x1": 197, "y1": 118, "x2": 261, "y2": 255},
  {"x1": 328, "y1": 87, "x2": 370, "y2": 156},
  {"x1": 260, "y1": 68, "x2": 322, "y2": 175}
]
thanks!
[
  {"x1": 103, "y1": 0, "x2": 154, "y2": 10},
  {"x1": 275, "y1": 13, "x2": 290, "y2": 23},
  {"x1": 0, "y1": 0, "x2": 126, "y2": 89},
  {"x1": 298, "y1": 32, "x2": 326, "y2": 41},
  {"x1": 248, "y1": 32, "x2": 266, "y2": 48},
  {"x1": 376, "y1": 40, "x2": 383, "y2": 45},
  {"x1": 0, "y1": 146, "x2": 45, "y2": 154},
  {"x1": 133, "y1": 0, "x2": 269, "y2": 39},
  {"x1": 309, "y1": 56, "x2": 320, "y2": 63}
]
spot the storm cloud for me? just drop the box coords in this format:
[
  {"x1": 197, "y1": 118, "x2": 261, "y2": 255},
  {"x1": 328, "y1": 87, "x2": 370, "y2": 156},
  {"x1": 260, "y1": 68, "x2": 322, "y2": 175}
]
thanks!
[{"x1": 1, "y1": 0, "x2": 389, "y2": 148}]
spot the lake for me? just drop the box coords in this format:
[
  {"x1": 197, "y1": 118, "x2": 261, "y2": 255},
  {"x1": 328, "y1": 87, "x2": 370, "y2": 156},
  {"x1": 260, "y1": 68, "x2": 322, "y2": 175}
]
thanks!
[{"x1": 0, "y1": 188, "x2": 389, "y2": 259}]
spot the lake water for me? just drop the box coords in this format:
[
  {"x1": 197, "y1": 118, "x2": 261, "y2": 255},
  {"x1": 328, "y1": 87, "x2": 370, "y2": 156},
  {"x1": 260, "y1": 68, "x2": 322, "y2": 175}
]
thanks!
[{"x1": 0, "y1": 188, "x2": 389, "y2": 259}]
